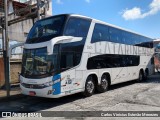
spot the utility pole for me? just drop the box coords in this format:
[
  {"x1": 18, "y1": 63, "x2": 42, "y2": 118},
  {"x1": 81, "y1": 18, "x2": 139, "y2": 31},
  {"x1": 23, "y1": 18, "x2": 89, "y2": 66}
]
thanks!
[
  {"x1": 4, "y1": 0, "x2": 10, "y2": 97},
  {"x1": 2, "y1": 29, "x2": 5, "y2": 54},
  {"x1": 36, "y1": 0, "x2": 40, "y2": 20}
]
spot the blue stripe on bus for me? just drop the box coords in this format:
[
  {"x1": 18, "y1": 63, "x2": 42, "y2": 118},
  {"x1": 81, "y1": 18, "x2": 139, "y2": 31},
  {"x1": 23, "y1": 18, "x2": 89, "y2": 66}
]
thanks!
[
  {"x1": 53, "y1": 74, "x2": 61, "y2": 81},
  {"x1": 52, "y1": 74, "x2": 61, "y2": 95}
]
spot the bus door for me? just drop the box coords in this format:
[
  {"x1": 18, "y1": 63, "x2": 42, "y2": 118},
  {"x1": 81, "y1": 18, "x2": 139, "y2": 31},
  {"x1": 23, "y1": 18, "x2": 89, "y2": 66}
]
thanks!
[
  {"x1": 127, "y1": 56, "x2": 141, "y2": 80},
  {"x1": 119, "y1": 56, "x2": 129, "y2": 83},
  {"x1": 60, "y1": 51, "x2": 76, "y2": 94},
  {"x1": 111, "y1": 56, "x2": 128, "y2": 84}
]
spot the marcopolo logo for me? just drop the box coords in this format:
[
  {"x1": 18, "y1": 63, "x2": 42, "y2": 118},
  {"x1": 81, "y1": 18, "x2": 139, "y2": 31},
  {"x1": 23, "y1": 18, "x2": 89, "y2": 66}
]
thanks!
[{"x1": 2, "y1": 112, "x2": 12, "y2": 117}]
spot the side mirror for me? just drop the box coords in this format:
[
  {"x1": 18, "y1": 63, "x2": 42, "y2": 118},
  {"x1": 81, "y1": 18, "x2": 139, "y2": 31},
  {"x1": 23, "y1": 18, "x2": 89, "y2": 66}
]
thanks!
[{"x1": 18, "y1": 72, "x2": 20, "y2": 75}]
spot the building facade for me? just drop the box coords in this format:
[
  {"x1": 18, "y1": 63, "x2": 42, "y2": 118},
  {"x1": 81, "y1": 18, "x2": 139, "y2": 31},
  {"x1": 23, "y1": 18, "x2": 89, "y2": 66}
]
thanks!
[
  {"x1": 8, "y1": 0, "x2": 52, "y2": 42},
  {"x1": 0, "y1": 0, "x2": 52, "y2": 86},
  {"x1": 0, "y1": 0, "x2": 52, "y2": 55}
]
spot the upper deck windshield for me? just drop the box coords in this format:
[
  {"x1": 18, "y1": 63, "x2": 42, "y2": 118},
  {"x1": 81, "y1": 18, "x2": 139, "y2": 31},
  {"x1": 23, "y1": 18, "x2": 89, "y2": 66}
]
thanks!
[{"x1": 26, "y1": 15, "x2": 66, "y2": 43}]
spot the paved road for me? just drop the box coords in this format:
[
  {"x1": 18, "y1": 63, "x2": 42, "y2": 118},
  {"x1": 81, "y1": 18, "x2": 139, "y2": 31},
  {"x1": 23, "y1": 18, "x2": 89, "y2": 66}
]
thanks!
[{"x1": 0, "y1": 73, "x2": 160, "y2": 120}]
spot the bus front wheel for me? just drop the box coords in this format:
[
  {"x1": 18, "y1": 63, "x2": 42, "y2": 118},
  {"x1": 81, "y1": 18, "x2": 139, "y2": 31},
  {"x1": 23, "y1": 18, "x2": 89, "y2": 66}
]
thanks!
[{"x1": 83, "y1": 76, "x2": 95, "y2": 97}]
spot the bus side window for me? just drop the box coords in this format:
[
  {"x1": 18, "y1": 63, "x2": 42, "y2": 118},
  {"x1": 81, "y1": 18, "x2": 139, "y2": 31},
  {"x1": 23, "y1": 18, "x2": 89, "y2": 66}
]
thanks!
[
  {"x1": 92, "y1": 30, "x2": 102, "y2": 42},
  {"x1": 151, "y1": 57, "x2": 154, "y2": 65},
  {"x1": 91, "y1": 24, "x2": 109, "y2": 43},
  {"x1": 60, "y1": 52, "x2": 74, "y2": 71},
  {"x1": 64, "y1": 17, "x2": 91, "y2": 37}
]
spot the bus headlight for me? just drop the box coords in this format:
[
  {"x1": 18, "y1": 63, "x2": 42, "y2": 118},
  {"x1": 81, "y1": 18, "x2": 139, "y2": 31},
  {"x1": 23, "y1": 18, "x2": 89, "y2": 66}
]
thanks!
[
  {"x1": 43, "y1": 81, "x2": 54, "y2": 87},
  {"x1": 21, "y1": 79, "x2": 61, "y2": 89}
]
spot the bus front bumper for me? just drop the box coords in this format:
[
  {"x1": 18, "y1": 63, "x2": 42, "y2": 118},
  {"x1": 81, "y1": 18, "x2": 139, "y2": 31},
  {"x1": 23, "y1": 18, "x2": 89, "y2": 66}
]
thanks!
[{"x1": 20, "y1": 84, "x2": 65, "y2": 98}]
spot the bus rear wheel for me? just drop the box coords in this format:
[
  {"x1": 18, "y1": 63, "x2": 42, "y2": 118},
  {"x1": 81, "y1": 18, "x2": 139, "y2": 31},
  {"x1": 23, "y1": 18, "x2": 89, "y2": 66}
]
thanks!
[
  {"x1": 137, "y1": 70, "x2": 144, "y2": 82},
  {"x1": 97, "y1": 75, "x2": 109, "y2": 93},
  {"x1": 83, "y1": 76, "x2": 95, "y2": 97},
  {"x1": 144, "y1": 69, "x2": 149, "y2": 80}
]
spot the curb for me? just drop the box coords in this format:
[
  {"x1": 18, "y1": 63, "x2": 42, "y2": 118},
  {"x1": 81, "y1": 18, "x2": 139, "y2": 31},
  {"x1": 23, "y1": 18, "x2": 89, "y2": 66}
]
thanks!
[
  {"x1": 0, "y1": 83, "x2": 20, "y2": 90},
  {"x1": 0, "y1": 83, "x2": 26, "y2": 102},
  {"x1": 0, "y1": 93, "x2": 26, "y2": 102}
]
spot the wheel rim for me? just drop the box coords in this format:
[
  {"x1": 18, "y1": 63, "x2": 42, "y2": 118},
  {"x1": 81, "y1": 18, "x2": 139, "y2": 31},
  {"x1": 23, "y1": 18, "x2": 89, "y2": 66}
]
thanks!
[
  {"x1": 101, "y1": 78, "x2": 108, "y2": 89},
  {"x1": 86, "y1": 81, "x2": 94, "y2": 93}
]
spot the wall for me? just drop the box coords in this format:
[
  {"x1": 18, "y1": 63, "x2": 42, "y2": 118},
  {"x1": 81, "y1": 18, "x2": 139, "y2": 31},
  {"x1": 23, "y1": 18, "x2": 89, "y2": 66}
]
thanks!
[
  {"x1": 8, "y1": 18, "x2": 33, "y2": 42},
  {"x1": 0, "y1": 60, "x2": 21, "y2": 87},
  {"x1": 10, "y1": 61, "x2": 21, "y2": 84}
]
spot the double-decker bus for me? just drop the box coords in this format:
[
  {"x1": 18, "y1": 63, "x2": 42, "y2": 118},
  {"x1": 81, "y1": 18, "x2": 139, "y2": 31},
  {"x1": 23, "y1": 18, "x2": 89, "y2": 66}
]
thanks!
[{"x1": 20, "y1": 14, "x2": 154, "y2": 98}]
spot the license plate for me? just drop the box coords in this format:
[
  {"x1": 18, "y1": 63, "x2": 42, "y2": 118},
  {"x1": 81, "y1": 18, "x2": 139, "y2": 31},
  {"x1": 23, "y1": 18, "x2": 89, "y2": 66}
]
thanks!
[{"x1": 29, "y1": 91, "x2": 36, "y2": 96}]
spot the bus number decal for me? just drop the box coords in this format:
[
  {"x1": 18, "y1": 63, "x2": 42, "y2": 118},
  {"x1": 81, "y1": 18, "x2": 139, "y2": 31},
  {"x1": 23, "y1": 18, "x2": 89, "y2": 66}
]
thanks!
[{"x1": 87, "y1": 46, "x2": 93, "y2": 50}]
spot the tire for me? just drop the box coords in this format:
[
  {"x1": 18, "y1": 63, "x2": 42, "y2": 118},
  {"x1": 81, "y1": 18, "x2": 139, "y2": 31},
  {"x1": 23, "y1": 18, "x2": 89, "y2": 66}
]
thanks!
[
  {"x1": 137, "y1": 71, "x2": 144, "y2": 82},
  {"x1": 97, "y1": 75, "x2": 109, "y2": 93},
  {"x1": 82, "y1": 76, "x2": 95, "y2": 97},
  {"x1": 144, "y1": 70, "x2": 149, "y2": 80}
]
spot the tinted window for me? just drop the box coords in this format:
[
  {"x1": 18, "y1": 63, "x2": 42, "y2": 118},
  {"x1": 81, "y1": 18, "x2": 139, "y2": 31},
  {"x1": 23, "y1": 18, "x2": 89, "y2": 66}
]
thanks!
[
  {"x1": 91, "y1": 24, "x2": 110, "y2": 43},
  {"x1": 87, "y1": 54, "x2": 140, "y2": 69},
  {"x1": 109, "y1": 27, "x2": 122, "y2": 43},
  {"x1": 61, "y1": 52, "x2": 74, "y2": 71},
  {"x1": 64, "y1": 17, "x2": 91, "y2": 37},
  {"x1": 91, "y1": 24, "x2": 153, "y2": 48},
  {"x1": 151, "y1": 57, "x2": 154, "y2": 65},
  {"x1": 60, "y1": 37, "x2": 87, "y2": 72},
  {"x1": 26, "y1": 15, "x2": 66, "y2": 43},
  {"x1": 60, "y1": 51, "x2": 82, "y2": 72},
  {"x1": 125, "y1": 32, "x2": 132, "y2": 45}
]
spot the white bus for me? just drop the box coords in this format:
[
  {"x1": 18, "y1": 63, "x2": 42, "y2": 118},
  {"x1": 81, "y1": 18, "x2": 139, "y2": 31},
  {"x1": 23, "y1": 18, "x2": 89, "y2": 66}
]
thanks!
[{"x1": 20, "y1": 14, "x2": 154, "y2": 98}]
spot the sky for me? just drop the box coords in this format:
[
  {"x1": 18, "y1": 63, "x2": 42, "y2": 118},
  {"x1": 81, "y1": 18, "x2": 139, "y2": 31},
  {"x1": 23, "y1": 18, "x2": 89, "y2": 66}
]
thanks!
[{"x1": 52, "y1": 0, "x2": 160, "y2": 39}]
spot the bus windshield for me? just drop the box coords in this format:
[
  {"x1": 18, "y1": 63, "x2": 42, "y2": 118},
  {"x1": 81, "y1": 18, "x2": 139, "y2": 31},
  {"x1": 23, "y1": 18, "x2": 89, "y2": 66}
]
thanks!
[
  {"x1": 21, "y1": 47, "x2": 59, "y2": 78},
  {"x1": 26, "y1": 15, "x2": 66, "y2": 43}
]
